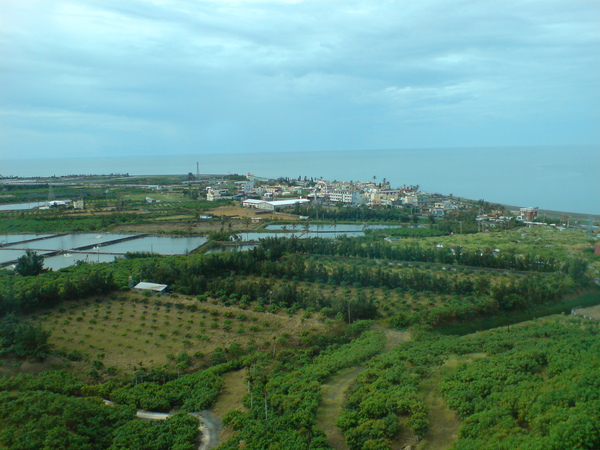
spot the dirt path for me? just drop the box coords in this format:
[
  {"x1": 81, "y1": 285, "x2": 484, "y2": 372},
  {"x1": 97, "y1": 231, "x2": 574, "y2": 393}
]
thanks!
[
  {"x1": 379, "y1": 327, "x2": 410, "y2": 353},
  {"x1": 208, "y1": 369, "x2": 248, "y2": 444},
  {"x1": 416, "y1": 353, "x2": 486, "y2": 449},
  {"x1": 316, "y1": 327, "x2": 411, "y2": 449},
  {"x1": 316, "y1": 366, "x2": 365, "y2": 450}
]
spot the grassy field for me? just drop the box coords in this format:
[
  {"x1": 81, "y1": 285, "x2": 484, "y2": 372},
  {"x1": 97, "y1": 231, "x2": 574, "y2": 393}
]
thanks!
[{"x1": 398, "y1": 226, "x2": 595, "y2": 260}]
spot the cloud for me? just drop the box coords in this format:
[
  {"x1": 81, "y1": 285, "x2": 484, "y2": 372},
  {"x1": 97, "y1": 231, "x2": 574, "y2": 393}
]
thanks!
[{"x1": 0, "y1": 0, "x2": 598, "y2": 158}]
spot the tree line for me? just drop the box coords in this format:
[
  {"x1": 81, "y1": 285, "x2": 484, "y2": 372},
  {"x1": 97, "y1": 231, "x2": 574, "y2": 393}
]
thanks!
[{"x1": 257, "y1": 236, "x2": 562, "y2": 272}]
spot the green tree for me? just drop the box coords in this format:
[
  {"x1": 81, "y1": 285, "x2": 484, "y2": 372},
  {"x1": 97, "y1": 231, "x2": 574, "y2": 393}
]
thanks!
[
  {"x1": 15, "y1": 250, "x2": 45, "y2": 276},
  {"x1": 0, "y1": 315, "x2": 51, "y2": 360},
  {"x1": 564, "y1": 258, "x2": 589, "y2": 285}
]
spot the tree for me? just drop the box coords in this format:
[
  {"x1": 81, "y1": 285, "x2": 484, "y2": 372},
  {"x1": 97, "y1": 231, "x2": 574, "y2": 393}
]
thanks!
[
  {"x1": 564, "y1": 258, "x2": 589, "y2": 285},
  {"x1": 242, "y1": 216, "x2": 252, "y2": 240},
  {"x1": 15, "y1": 250, "x2": 45, "y2": 276},
  {"x1": 0, "y1": 314, "x2": 51, "y2": 360}
]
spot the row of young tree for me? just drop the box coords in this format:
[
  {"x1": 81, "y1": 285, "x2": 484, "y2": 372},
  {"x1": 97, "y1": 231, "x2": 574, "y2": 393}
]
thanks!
[
  {"x1": 257, "y1": 236, "x2": 563, "y2": 272},
  {"x1": 0, "y1": 236, "x2": 583, "y2": 329}
]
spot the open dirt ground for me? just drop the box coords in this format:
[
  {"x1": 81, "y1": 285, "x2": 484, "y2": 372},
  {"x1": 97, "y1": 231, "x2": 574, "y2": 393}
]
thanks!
[
  {"x1": 317, "y1": 366, "x2": 365, "y2": 450},
  {"x1": 573, "y1": 305, "x2": 600, "y2": 320},
  {"x1": 206, "y1": 205, "x2": 301, "y2": 221}
]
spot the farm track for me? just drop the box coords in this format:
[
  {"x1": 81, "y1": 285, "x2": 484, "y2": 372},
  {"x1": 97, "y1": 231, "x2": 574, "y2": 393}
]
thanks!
[
  {"x1": 317, "y1": 327, "x2": 410, "y2": 449},
  {"x1": 317, "y1": 366, "x2": 365, "y2": 449},
  {"x1": 208, "y1": 369, "x2": 248, "y2": 444},
  {"x1": 103, "y1": 400, "x2": 220, "y2": 450}
]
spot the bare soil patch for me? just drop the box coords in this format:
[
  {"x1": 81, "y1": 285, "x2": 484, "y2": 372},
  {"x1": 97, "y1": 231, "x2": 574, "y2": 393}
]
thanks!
[
  {"x1": 380, "y1": 327, "x2": 410, "y2": 352},
  {"x1": 0, "y1": 355, "x2": 66, "y2": 377},
  {"x1": 110, "y1": 221, "x2": 222, "y2": 234},
  {"x1": 206, "y1": 205, "x2": 300, "y2": 221},
  {"x1": 573, "y1": 304, "x2": 600, "y2": 320}
]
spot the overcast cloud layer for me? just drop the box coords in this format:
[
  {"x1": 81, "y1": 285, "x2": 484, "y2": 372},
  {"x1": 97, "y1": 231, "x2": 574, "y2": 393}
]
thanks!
[{"x1": 1, "y1": 0, "x2": 599, "y2": 159}]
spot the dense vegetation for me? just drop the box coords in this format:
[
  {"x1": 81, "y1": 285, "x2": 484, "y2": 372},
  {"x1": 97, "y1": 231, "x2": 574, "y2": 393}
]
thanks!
[
  {"x1": 1, "y1": 213, "x2": 598, "y2": 449},
  {"x1": 220, "y1": 323, "x2": 385, "y2": 449},
  {"x1": 0, "y1": 371, "x2": 200, "y2": 449},
  {"x1": 103, "y1": 362, "x2": 237, "y2": 412},
  {"x1": 0, "y1": 314, "x2": 50, "y2": 360},
  {"x1": 339, "y1": 317, "x2": 600, "y2": 449}
]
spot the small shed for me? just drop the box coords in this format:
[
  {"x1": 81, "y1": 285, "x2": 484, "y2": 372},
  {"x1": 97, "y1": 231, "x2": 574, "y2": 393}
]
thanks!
[{"x1": 134, "y1": 282, "x2": 168, "y2": 294}]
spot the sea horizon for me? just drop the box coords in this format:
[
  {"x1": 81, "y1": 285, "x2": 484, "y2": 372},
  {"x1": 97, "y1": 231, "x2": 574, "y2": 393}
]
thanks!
[{"x1": 1, "y1": 145, "x2": 598, "y2": 215}]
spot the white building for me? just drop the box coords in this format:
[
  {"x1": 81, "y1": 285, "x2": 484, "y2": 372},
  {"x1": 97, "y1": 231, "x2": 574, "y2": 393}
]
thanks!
[
  {"x1": 242, "y1": 198, "x2": 310, "y2": 211},
  {"x1": 328, "y1": 190, "x2": 366, "y2": 205},
  {"x1": 206, "y1": 187, "x2": 231, "y2": 201}
]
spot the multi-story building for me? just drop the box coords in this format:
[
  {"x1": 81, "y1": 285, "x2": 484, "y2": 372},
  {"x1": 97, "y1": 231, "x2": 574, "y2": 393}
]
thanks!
[
  {"x1": 328, "y1": 190, "x2": 366, "y2": 205},
  {"x1": 518, "y1": 207, "x2": 539, "y2": 222},
  {"x1": 206, "y1": 187, "x2": 231, "y2": 201},
  {"x1": 403, "y1": 193, "x2": 432, "y2": 209}
]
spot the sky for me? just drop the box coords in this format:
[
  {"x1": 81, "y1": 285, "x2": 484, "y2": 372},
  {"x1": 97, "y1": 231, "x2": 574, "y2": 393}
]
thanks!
[{"x1": 0, "y1": 0, "x2": 599, "y2": 159}]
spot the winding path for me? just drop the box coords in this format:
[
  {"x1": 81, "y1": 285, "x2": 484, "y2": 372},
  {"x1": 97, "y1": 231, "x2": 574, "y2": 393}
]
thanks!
[
  {"x1": 316, "y1": 328, "x2": 410, "y2": 450},
  {"x1": 317, "y1": 366, "x2": 365, "y2": 449},
  {"x1": 103, "y1": 400, "x2": 221, "y2": 450}
]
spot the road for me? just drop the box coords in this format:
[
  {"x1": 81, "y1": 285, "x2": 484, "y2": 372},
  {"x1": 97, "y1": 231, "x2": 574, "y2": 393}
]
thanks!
[{"x1": 103, "y1": 400, "x2": 220, "y2": 450}]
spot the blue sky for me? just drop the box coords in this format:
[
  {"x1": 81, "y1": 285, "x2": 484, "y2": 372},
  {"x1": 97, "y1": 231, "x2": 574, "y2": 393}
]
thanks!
[{"x1": 1, "y1": 0, "x2": 599, "y2": 159}]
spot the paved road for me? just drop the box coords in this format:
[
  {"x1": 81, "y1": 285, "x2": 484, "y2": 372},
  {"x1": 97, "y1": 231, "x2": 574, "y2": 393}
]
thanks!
[{"x1": 103, "y1": 400, "x2": 220, "y2": 450}]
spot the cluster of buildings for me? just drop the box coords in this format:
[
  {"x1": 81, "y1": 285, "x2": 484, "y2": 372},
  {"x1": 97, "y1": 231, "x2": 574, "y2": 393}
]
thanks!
[
  {"x1": 203, "y1": 174, "x2": 473, "y2": 216},
  {"x1": 203, "y1": 174, "x2": 561, "y2": 227},
  {"x1": 308, "y1": 179, "x2": 464, "y2": 216}
]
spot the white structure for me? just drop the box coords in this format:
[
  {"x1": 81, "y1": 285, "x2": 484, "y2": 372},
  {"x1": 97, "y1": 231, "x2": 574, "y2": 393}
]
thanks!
[
  {"x1": 328, "y1": 190, "x2": 366, "y2": 205},
  {"x1": 403, "y1": 193, "x2": 432, "y2": 208},
  {"x1": 242, "y1": 198, "x2": 310, "y2": 211},
  {"x1": 206, "y1": 187, "x2": 231, "y2": 201},
  {"x1": 235, "y1": 181, "x2": 255, "y2": 193},
  {"x1": 518, "y1": 207, "x2": 539, "y2": 222},
  {"x1": 134, "y1": 282, "x2": 168, "y2": 293}
]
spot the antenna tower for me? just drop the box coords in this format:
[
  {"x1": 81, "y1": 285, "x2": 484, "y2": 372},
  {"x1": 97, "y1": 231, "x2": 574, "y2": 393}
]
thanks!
[
  {"x1": 196, "y1": 162, "x2": 200, "y2": 181},
  {"x1": 48, "y1": 184, "x2": 55, "y2": 201}
]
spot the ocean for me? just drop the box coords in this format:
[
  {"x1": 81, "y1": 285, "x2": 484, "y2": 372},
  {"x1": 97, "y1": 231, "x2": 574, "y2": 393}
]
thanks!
[{"x1": 1, "y1": 145, "x2": 598, "y2": 215}]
